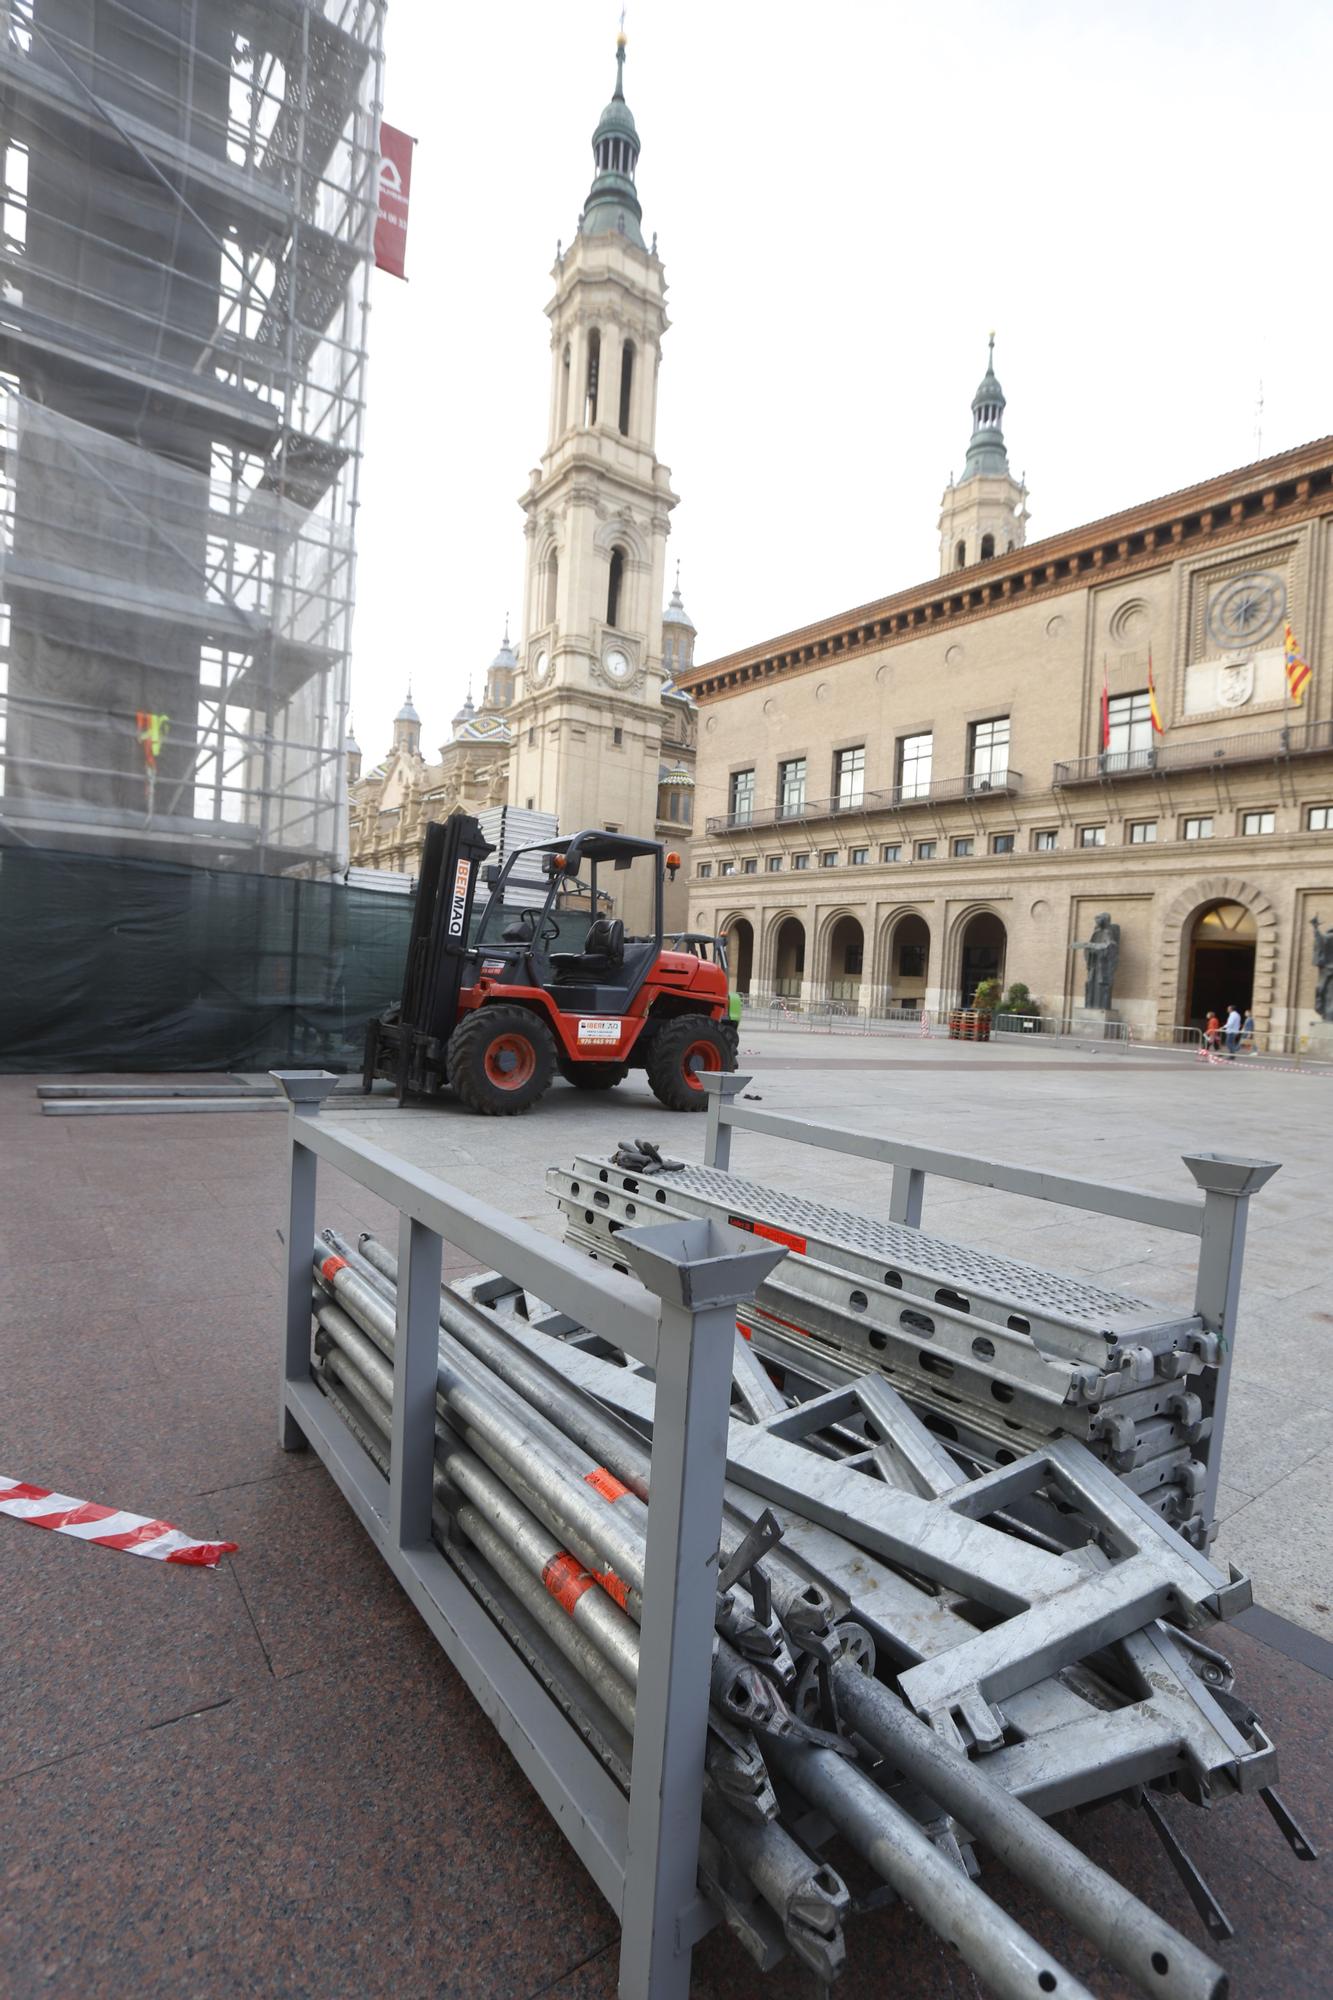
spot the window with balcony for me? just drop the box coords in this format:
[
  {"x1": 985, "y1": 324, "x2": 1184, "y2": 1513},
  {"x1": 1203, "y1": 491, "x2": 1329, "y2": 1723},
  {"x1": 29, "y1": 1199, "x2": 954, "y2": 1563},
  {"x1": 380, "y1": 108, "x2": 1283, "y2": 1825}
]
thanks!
[
  {"x1": 915, "y1": 839, "x2": 937, "y2": 860},
  {"x1": 729, "y1": 767, "x2": 755, "y2": 825},
  {"x1": 742, "y1": 857, "x2": 758, "y2": 874},
  {"x1": 697, "y1": 862, "x2": 712, "y2": 877},
  {"x1": 1128, "y1": 820, "x2": 1157, "y2": 843},
  {"x1": 720, "y1": 860, "x2": 736, "y2": 875},
  {"x1": 969, "y1": 716, "x2": 1010, "y2": 787},
  {"x1": 897, "y1": 732, "x2": 932, "y2": 801},
  {"x1": 1309, "y1": 806, "x2": 1333, "y2": 831},
  {"x1": 850, "y1": 846, "x2": 869, "y2": 865},
  {"x1": 1106, "y1": 691, "x2": 1154, "y2": 771},
  {"x1": 1033, "y1": 828, "x2": 1057, "y2": 851},
  {"x1": 1183, "y1": 816, "x2": 1213, "y2": 841},
  {"x1": 834, "y1": 745, "x2": 865, "y2": 809},
  {"x1": 1079, "y1": 824, "x2": 1106, "y2": 847},
  {"x1": 779, "y1": 757, "x2": 807, "y2": 818},
  {"x1": 766, "y1": 854, "x2": 783, "y2": 871},
  {"x1": 792, "y1": 852, "x2": 809, "y2": 869},
  {"x1": 1242, "y1": 810, "x2": 1275, "y2": 836},
  {"x1": 991, "y1": 832, "x2": 1014, "y2": 855},
  {"x1": 881, "y1": 842, "x2": 902, "y2": 862},
  {"x1": 952, "y1": 837, "x2": 974, "y2": 857},
  {"x1": 819, "y1": 850, "x2": 838, "y2": 868}
]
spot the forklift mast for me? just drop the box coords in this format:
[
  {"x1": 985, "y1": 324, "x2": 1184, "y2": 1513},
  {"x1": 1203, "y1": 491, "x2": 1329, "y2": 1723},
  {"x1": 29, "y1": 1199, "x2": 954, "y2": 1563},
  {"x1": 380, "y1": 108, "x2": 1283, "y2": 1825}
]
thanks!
[{"x1": 363, "y1": 814, "x2": 494, "y2": 1099}]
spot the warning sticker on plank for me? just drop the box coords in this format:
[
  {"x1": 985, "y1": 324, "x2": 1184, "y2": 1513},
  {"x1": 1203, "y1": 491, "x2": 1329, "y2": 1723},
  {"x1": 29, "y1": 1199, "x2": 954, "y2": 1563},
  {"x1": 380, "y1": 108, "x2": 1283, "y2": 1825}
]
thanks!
[
  {"x1": 0, "y1": 1475, "x2": 237, "y2": 1566},
  {"x1": 727, "y1": 1214, "x2": 807, "y2": 1256}
]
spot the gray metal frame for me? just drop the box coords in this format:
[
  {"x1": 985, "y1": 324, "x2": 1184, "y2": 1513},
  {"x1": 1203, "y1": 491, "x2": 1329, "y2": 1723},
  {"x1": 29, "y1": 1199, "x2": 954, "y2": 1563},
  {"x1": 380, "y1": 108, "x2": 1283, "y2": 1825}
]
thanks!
[
  {"x1": 700, "y1": 1072, "x2": 1278, "y2": 1535},
  {"x1": 270, "y1": 1070, "x2": 784, "y2": 2000}
]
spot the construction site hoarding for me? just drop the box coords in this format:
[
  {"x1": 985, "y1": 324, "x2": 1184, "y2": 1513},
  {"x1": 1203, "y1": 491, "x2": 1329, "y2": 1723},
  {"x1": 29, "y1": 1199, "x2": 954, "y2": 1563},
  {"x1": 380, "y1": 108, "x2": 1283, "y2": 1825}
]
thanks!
[{"x1": 0, "y1": 0, "x2": 386, "y2": 878}]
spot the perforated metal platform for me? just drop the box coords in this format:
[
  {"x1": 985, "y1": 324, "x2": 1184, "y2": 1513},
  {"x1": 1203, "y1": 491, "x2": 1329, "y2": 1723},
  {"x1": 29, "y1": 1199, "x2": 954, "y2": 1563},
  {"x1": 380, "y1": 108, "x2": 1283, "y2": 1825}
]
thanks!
[{"x1": 565, "y1": 1158, "x2": 1202, "y2": 1359}]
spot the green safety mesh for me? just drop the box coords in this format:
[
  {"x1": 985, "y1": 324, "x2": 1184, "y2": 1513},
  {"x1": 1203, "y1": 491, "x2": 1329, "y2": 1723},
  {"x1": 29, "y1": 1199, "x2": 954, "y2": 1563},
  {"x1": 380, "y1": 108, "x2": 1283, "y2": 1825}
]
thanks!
[{"x1": 0, "y1": 847, "x2": 411, "y2": 1073}]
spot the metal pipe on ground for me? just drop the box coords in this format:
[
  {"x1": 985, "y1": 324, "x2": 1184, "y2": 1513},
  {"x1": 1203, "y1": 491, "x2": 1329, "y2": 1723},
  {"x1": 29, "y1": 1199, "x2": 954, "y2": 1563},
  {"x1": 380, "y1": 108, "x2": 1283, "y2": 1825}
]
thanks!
[
  {"x1": 765, "y1": 1734, "x2": 1095, "y2": 2000},
  {"x1": 830, "y1": 1664, "x2": 1226, "y2": 2000}
]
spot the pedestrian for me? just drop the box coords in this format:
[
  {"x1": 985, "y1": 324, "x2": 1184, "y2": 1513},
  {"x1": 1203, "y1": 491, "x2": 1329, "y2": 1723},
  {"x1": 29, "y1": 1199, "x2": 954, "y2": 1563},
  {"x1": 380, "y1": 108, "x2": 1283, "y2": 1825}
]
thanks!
[
  {"x1": 1240, "y1": 1006, "x2": 1255, "y2": 1052},
  {"x1": 1204, "y1": 1009, "x2": 1220, "y2": 1052},
  {"x1": 1223, "y1": 1002, "x2": 1241, "y2": 1059}
]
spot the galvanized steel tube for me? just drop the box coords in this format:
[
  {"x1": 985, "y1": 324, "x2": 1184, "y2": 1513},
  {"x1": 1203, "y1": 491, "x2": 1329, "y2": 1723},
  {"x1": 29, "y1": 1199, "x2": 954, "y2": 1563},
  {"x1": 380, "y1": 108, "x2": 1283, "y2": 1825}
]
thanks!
[
  {"x1": 766, "y1": 1736, "x2": 1095, "y2": 2000},
  {"x1": 831, "y1": 1665, "x2": 1226, "y2": 2000}
]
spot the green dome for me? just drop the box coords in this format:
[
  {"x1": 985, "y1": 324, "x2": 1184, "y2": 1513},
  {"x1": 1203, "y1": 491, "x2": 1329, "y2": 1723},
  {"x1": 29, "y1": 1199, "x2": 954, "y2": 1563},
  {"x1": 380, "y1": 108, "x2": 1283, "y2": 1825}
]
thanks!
[
  {"x1": 580, "y1": 38, "x2": 645, "y2": 248},
  {"x1": 960, "y1": 335, "x2": 1011, "y2": 482}
]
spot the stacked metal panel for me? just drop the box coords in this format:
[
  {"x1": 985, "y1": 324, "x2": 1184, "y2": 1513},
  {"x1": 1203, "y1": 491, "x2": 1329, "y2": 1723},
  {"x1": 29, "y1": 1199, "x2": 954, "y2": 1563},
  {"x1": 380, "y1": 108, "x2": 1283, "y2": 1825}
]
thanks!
[
  {"x1": 476, "y1": 805, "x2": 559, "y2": 908},
  {"x1": 547, "y1": 1156, "x2": 1224, "y2": 1546},
  {"x1": 300, "y1": 1220, "x2": 1315, "y2": 1989}
]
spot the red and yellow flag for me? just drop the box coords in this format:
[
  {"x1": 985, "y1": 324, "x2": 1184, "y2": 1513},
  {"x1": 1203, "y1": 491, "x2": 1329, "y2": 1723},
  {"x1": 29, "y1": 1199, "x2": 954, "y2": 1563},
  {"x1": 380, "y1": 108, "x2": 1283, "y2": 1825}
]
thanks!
[
  {"x1": 1284, "y1": 621, "x2": 1312, "y2": 704},
  {"x1": 1147, "y1": 648, "x2": 1164, "y2": 734}
]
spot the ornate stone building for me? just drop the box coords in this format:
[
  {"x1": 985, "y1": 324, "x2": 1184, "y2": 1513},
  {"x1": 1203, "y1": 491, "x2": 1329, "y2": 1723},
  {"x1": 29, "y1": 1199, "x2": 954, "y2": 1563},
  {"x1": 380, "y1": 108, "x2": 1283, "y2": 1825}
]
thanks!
[
  {"x1": 346, "y1": 37, "x2": 697, "y2": 915},
  {"x1": 683, "y1": 367, "x2": 1333, "y2": 1052}
]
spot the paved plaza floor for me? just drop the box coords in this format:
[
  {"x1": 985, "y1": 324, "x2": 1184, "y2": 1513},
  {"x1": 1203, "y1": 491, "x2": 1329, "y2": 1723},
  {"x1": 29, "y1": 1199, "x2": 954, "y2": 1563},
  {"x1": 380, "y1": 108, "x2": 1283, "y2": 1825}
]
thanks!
[{"x1": 1, "y1": 1035, "x2": 1329, "y2": 1997}]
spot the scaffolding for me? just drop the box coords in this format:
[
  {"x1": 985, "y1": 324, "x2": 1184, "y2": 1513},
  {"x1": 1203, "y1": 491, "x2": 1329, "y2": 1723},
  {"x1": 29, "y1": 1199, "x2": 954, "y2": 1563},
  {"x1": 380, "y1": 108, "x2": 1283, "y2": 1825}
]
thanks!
[{"x1": 0, "y1": 0, "x2": 385, "y2": 875}]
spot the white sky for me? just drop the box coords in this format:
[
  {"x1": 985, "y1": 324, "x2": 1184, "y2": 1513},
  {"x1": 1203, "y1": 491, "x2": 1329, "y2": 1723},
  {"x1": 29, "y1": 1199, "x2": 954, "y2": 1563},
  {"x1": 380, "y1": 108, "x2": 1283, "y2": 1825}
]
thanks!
[{"x1": 350, "y1": 0, "x2": 1332, "y2": 763}]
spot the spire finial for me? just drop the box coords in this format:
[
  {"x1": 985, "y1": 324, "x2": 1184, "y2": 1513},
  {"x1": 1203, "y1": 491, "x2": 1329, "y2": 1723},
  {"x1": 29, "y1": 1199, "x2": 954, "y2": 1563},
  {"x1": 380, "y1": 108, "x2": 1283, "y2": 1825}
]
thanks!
[
  {"x1": 674, "y1": 559, "x2": 681, "y2": 591},
  {"x1": 615, "y1": 13, "x2": 627, "y2": 97},
  {"x1": 988, "y1": 330, "x2": 995, "y2": 365},
  {"x1": 503, "y1": 611, "x2": 510, "y2": 646}
]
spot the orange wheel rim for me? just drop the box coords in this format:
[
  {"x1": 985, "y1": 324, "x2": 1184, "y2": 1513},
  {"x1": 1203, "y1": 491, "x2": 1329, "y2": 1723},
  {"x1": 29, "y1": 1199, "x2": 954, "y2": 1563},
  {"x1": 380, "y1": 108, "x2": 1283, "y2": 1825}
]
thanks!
[
  {"x1": 483, "y1": 1032, "x2": 536, "y2": 1089},
  {"x1": 680, "y1": 1039, "x2": 723, "y2": 1091}
]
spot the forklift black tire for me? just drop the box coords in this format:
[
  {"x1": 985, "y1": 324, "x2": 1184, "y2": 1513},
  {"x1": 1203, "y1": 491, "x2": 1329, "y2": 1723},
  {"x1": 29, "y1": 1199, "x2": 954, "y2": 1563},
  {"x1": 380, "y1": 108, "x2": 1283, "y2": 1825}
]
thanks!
[
  {"x1": 446, "y1": 1006, "x2": 556, "y2": 1116},
  {"x1": 720, "y1": 1018, "x2": 740, "y2": 1063},
  {"x1": 645, "y1": 1016, "x2": 733, "y2": 1112},
  {"x1": 557, "y1": 1060, "x2": 628, "y2": 1091}
]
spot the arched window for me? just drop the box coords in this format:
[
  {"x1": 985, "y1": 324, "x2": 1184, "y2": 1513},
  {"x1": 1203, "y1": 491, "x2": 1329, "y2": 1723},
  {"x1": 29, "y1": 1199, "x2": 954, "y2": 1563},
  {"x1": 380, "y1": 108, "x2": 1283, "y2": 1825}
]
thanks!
[
  {"x1": 618, "y1": 340, "x2": 635, "y2": 435},
  {"x1": 607, "y1": 546, "x2": 625, "y2": 628},
  {"x1": 559, "y1": 342, "x2": 571, "y2": 434},
  {"x1": 980, "y1": 533, "x2": 995, "y2": 560},
  {"x1": 585, "y1": 328, "x2": 600, "y2": 426},
  {"x1": 955, "y1": 540, "x2": 966, "y2": 569},
  {"x1": 544, "y1": 551, "x2": 558, "y2": 626}
]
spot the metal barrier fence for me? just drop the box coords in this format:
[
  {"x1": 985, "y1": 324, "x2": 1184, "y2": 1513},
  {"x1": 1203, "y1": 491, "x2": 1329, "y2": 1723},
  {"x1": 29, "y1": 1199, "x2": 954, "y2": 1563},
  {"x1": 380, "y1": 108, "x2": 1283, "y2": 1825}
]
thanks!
[{"x1": 272, "y1": 1070, "x2": 785, "y2": 2000}]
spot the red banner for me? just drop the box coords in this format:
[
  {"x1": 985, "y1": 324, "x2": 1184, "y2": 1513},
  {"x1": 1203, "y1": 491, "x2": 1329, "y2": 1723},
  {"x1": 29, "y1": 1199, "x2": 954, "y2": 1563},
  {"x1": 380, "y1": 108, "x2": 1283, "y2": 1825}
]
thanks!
[{"x1": 374, "y1": 122, "x2": 414, "y2": 279}]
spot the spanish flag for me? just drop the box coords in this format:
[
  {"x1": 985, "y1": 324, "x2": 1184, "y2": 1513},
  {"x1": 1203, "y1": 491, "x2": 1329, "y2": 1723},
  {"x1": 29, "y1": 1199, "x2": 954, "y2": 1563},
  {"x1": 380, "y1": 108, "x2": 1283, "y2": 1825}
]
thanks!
[
  {"x1": 1284, "y1": 620, "x2": 1312, "y2": 704},
  {"x1": 1147, "y1": 648, "x2": 1164, "y2": 734}
]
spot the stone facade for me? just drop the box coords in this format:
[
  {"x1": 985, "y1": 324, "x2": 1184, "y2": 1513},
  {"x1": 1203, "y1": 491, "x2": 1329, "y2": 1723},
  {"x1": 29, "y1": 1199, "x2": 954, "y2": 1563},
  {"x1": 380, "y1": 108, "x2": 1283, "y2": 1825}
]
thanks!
[{"x1": 682, "y1": 434, "x2": 1333, "y2": 1051}]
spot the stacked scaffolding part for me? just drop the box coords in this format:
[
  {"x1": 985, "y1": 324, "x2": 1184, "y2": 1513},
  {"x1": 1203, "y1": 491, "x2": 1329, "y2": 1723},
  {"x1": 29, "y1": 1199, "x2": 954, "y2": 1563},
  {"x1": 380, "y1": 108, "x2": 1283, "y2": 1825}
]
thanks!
[
  {"x1": 271, "y1": 1072, "x2": 1315, "y2": 1998},
  {"x1": 548, "y1": 1157, "x2": 1222, "y2": 1544}
]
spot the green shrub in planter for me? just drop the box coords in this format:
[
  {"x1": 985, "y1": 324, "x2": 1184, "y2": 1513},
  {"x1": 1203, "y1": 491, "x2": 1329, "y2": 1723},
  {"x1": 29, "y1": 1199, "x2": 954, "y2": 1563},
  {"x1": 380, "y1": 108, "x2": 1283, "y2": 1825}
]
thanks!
[
  {"x1": 972, "y1": 978, "x2": 1004, "y2": 1015},
  {"x1": 1002, "y1": 981, "x2": 1040, "y2": 1017}
]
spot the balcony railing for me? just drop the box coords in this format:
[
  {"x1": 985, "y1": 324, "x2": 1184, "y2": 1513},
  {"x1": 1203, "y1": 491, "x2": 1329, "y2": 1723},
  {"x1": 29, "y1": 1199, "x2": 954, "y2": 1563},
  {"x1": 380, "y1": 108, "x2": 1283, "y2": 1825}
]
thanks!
[
  {"x1": 1053, "y1": 720, "x2": 1333, "y2": 788},
  {"x1": 706, "y1": 768, "x2": 1021, "y2": 835}
]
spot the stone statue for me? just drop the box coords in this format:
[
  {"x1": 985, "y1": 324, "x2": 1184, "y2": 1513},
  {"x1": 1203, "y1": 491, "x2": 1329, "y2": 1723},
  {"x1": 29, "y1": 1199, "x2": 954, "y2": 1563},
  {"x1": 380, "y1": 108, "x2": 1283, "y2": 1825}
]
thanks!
[
  {"x1": 1070, "y1": 912, "x2": 1121, "y2": 1011},
  {"x1": 1312, "y1": 916, "x2": 1333, "y2": 1023}
]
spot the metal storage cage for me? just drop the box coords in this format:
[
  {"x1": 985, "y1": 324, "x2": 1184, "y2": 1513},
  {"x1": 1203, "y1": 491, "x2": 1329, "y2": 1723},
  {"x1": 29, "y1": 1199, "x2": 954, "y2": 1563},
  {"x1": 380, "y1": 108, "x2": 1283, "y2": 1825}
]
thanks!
[{"x1": 0, "y1": 0, "x2": 385, "y2": 875}]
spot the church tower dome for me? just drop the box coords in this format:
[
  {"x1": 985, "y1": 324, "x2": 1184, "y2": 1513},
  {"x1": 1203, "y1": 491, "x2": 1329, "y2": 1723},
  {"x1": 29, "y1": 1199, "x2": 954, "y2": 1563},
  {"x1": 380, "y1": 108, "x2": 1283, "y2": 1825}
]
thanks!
[
  {"x1": 580, "y1": 35, "x2": 644, "y2": 246},
  {"x1": 937, "y1": 335, "x2": 1029, "y2": 575},
  {"x1": 661, "y1": 563, "x2": 696, "y2": 678},
  {"x1": 392, "y1": 686, "x2": 421, "y2": 755}
]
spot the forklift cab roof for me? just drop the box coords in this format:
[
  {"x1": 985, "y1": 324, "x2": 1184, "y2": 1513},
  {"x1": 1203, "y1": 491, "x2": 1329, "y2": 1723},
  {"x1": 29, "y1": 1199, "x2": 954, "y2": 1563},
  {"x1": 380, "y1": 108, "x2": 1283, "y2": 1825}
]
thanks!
[{"x1": 525, "y1": 831, "x2": 661, "y2": 873}]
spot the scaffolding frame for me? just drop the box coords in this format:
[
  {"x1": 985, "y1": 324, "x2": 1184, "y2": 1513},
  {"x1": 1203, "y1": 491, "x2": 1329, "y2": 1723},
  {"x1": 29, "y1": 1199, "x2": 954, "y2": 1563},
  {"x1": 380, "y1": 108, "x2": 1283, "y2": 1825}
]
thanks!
[{"x1": 0, "y1": 0, "x2": 385, "y2": 874}]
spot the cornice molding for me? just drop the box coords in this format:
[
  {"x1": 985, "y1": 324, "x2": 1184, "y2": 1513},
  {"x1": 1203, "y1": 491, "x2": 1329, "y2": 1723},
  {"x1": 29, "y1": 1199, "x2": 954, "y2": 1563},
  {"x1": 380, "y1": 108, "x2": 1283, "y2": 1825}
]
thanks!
[{"x1": 682, "y1": 438, "x2": 1333, "y2": 703}]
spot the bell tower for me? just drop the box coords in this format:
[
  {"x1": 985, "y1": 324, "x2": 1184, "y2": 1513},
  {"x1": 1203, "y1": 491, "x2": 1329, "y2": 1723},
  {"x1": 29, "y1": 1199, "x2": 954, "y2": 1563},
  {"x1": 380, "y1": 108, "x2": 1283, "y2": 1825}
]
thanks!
[
  {"x1": 938, "y1": 336, "x2": 1028, "y2": 574},
  {"x1": 508, "y1": 33, "x2": 677, "y2": 847}
]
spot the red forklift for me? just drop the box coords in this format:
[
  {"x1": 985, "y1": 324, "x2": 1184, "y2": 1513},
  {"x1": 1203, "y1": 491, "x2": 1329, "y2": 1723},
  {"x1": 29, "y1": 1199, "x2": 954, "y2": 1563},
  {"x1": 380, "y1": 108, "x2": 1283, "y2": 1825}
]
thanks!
[{"x1": 363, "y1": 815, "x2": 737, "y2": 1115}]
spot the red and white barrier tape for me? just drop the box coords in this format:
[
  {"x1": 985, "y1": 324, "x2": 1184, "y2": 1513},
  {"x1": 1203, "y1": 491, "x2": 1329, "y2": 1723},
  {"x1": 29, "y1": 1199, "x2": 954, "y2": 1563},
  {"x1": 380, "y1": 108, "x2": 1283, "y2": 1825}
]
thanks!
[{"x1": 0, "y1": 1475, "x2": 237, "y2": 1566}]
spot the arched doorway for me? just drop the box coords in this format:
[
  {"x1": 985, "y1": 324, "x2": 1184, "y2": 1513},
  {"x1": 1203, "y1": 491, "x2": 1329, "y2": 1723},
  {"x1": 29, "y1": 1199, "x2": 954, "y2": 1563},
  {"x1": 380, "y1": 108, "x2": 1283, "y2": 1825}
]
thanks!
[
  {"x1": 725, "y1": 917, "x2": 754, "y2": 994},
  {"x1": 826, "y1": 914, "x2": 864, "y2": 1004},
  {"x1": 773, "y1": 916, "x2": 805, "y2": 1000},
  {"x1": 958, "y1": 911, "x2": 1007, "y2": 1007},
  {"x1": 1185, "y1": 901, "x2": 1256, "y2": 1027},
  {"x1": 889, "y1": 913, "x2": 930, "y2": 1013}
]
